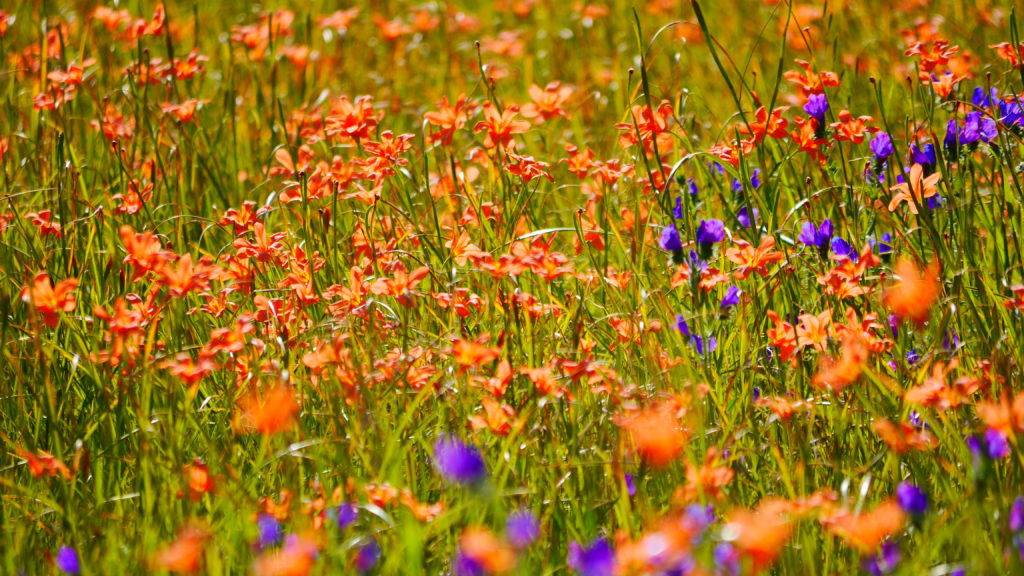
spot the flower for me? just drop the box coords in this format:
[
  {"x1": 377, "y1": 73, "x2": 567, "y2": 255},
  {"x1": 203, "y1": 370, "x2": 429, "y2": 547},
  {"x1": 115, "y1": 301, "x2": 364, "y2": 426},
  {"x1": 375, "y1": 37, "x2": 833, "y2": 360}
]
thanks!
[
  {"x1": 693, "y1": 335, "x2": 717, "y2": 356},
  {"x1": 985, "y1": 428, "x2": 1011, "y2": 459},
  {"x1": 870, "y1": 132, "x2": 894, "y2": 160},
  {"x1": 696, "y1": 219, "x2": 725, "y2": 247},
  {"x1": 56, "y1": 546, "x2": 80, "y2": 575},
  {"x1": 883, "y1": 258, "x2": 940, "y2": 324},
  {"x1": 972, "y1": 86, "x2": 998, "y2": 108},
  {"x1": 567, "y1": 537, "x2": 615, "y2": 576},
  {"x1": 257, "y1": 514, "x2": 283, "y2": 549},
  {"x1": 804, "y1": 93, "x2": 828, "y2": 124},
  {"x1": 659, "y1": 225, "x2": 683, "y2": 252},
  {"x1": 336, "y1": 503, "x2": 358, "y2": 530},
  {"x1": 888, "y1": 164, "x2": 942, "y2": 215},
  {"x1": 1010, "y1": 497, "x2": 1024, "y2": 533},
  {"x1": 830, "y1": 237, "x2": 857, "y2": 261},
  {"x1": 862, "y1": 540, "x2": 901, "y2": 576},
  {"x1": 354, "y1": 539, "x2": 381, "y2": 574},
  {"x1": 895, "y1": 482, "x2": 928, "y2": 517},
  {"x1": 675, "y1": 314, "x2": 691, "y2": 337},
  {"x1": 910, "y1": 143, "x2": 936, "y2": 169},
  {"x1": 736, "y1": 206, "x2": 758, "y2": 227},
  {"x1": 720, "y1": 285, "x2": 741, "y2": 309},
  {"x1": 433, "y1": 435, "x2": 487, "y2": 485},
  {"x1": 506, "y1": 510, "x2": 540, "y2": 548},
  {"x1": 799, "y1": 218, "x2": 833, "y2": 249}
]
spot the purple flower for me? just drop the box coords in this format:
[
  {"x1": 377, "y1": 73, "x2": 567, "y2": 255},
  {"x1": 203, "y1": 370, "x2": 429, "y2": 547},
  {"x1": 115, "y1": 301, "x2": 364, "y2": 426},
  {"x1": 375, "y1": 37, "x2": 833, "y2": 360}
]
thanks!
[
  {"x1": 911, "y1": 142, "x2": 937, "y2": 172},
  {"x1": 736, "y1": 205, "x2": 758, "y2": 227},
  {"x1": 1011, "y1": 497, "x2": 1024, "y2": 533},
  {"x1": 871, "y1": 132, "x2": 894, "y2": 160},
  {"x1": 56, "y1": 547, "x2": 80, "y2": 575},
  {"x1": 692, "y1": 335, "x2": 717, "y2": 356},
  {"x1": 713, "y1": 542, "x2": 740, "y2": 576},
  {"x1": 568, "y1": 537, "x2": 615, "y2": 576},
  {"x1": 695, "y1": 219, "x2": 725, "y2": 247},
  {"x1": 985, "y1": 428, "x2": 1011, "y2": 459},
  {"x1": 624, "y1": 473, "x2": 637, "y2": 497},
  {"x1": 673, "y1": 197, "x2": 683, "y2": 219},
  {"x1": 720, "y1": 285, "x2": 741, "y2": 309},
  {"x1": 505, "y1": 506, "x2": 540, "y2": 545},
  {"x1": 830, "y1": 236, "x2": 857, "y2": 261},
  {"x1": 1001, "y1": 97, "x2": 1024, "y2": 127},
  {"x1": 433, "y1": 435, "x2": 487, "y2": 485},
  {"x1": 688, "y1": 178, "x2": 700, "y2": 196},
  {"x1": 943, "y1": 329, "x2": 960, "y2": 351},
  {"x1": 684, "y1": 503, "x2": 715, "y2": 534},
  {"x1": 870, "y1": 233, "x2": 893, "y2": 255},
  {"x1": 944, "y1": 119, "x2": 964, "y2": 156},
  {"x1": 257, "y1": 513, "x2": 283, "y2": 548},
  {"x1": 675, "y1": 315, "x2": 691, "y2": 337},
  {"x1": 354, "y1": 538, "x2": 381, "y2": 574},
  {"x1": 752, "y1": 387, "x2": 761, "y2": 402},
  {"x1": 973, "y1": 86, "x2": 998, "y2": 108},
  {"x1": 659, "y1": 225, "x2": 683, "y2": 252},
  {"x1": 506, "y1": 509, "x2": 540, "y2": 548},
  {"x1": 454, "y1": 553, "x2": 485, "y2": 576},
  {"x1": 896, "y1": 482, "x2": 928, "y2": 516},
  {"x1": 887, "y1": 315, "x2": 899, "y2": 338},
  {"x1": 730, "y1": 177, "x2": 742, "y2": 192},
  {"x1": 798, "y1": 218, "x2": 833, "y2": 249},
  {"x1": 906, "y1": 349, "x2": 920, "y2": 366},
  {"x1": 950, "y1": 565, "x2": 966, "y2": 576},
  {"x1": 863, "y1": 541, "x2": 901, "y2": 576},
  {"x1": 336, "y1": 502, "x2": 358, "y2": 530},
  {"x1": 751, "y1": 168, "x2": 762, "y2": 189},
  {"x1": 804, "y1": 93, "x2": 829, "y2": 124},
  {"x1": 980, "y1": 116, "x2": 998, "y2": 143}
]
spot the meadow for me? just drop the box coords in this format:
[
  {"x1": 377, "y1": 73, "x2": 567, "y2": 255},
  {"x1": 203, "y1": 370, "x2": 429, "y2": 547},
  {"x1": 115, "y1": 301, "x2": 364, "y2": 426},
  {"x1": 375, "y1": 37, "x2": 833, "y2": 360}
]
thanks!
[{"x1": 2, "y1": 0, "x2": 1024, "y2": 573}]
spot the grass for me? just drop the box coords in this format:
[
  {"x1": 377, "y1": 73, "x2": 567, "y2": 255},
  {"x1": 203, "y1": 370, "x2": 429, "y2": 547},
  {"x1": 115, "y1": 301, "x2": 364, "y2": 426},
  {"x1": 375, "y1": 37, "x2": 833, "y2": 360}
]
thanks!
[{"x1": 2, "y1": 0, "x2": 1024, "y2": 574}]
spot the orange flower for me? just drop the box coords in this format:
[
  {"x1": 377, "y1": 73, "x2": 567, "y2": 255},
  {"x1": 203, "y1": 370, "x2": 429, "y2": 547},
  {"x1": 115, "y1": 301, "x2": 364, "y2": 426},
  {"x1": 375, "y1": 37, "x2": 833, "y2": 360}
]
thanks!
[
  {"x1": 796, "y1": 309, "x2": 833, "y2": 352},
  {"x1": 888, "y1": 164, "x2": 941, "y2": 214},
  {"x1": 872, "y1": 418, "x2": 936, "y2": 454},
  {"x1": 765, "y1": 310, "x2": 800, "y2": 363},
  {"x1": 976, "y1": 392, "x2": 1024, "y2": 436},
  {"x1": 253, "y1": 535, "x2": 319, "y2": 576},
  {"x1": 822, "y1": 500, "x2": 905, "y2": 553},
  {"x1": 18, "y1": 448, "x2": 71, "y2": 479},
  {"x1": 183, "y1": 459, "x2": 215, "y2": 501},
  {"x1": 424, "y1": 95, "x2": 475, "y2": 146},
  {"x1": 830, "y1": 110, "x2": 873, "y2": 144},
  {"x1": 151, "y1": 523, "x2": 210, "y2": 574},
  {"x1": 811, "y1": 334, "x2": 868, "y2": 393},
  {"x1": 458, "y1": 526, "x2": 517, "y2": 573},
  {"x1": 474, "y1": 102, "x2": 531, "y2": 149},
  {"x1": 616, "y1": 401, "x2": 688, "y2": 468},
  {"x1": 724, "y1": 236, "x2": 784, "y2": 280},
  {"x1": 452, "y1": 335, "x2": 501, "y2": 371},
  {"x1": 235, "y1": 387, "x2": 299, "y2": 435},
  {"x1": 904, "y1": 359, "x2": 981, "y2": 411},
  {"x1": 726, "y1": 499, "x2": 793, "y2": 574},
  {"x1": 21, "y1": 272, "x2": 78, "y2": 327},
  {"x1": 678, "y1": 447, "x2": 734, "y2": 501},
  {"x1": 738, "y1": 106, "x2": 789, "y2": 143},
  {"x1": 883, "y1": 258, "x2": 940, "y2": 324},
  {"x1": 520, "y1": 81, "x2": 574, "y2": 122}
]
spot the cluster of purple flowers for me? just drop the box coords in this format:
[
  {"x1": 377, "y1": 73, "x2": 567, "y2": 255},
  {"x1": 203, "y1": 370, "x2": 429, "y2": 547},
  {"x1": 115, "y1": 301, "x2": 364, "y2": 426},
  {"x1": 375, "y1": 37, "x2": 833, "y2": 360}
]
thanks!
[
  {"x1": 434, "y1": 435, "x2": 487, "y2": 485},
  {"x1": 676, "y1": 315, "x2": 717, "y2": 356}
]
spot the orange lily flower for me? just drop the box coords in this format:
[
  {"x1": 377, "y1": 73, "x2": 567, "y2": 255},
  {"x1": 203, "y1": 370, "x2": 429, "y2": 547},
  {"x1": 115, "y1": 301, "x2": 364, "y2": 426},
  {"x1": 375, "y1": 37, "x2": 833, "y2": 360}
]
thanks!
[
  {"x1": 888, "y1": 164, "x2": 941, "y2": 214},
  {"x1": 883, "y1": 258, "x2": 940, "y2": 324},
  {"x1": 21, "y1": 272, "x2": 78, "y2": 327}
]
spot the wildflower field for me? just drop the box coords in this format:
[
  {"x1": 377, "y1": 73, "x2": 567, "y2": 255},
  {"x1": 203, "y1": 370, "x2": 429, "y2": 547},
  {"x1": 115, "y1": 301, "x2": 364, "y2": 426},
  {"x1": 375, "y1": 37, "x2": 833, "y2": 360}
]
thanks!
[{"x1": 5, "y1": 0, "x2": 1024, "y2": 573}]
